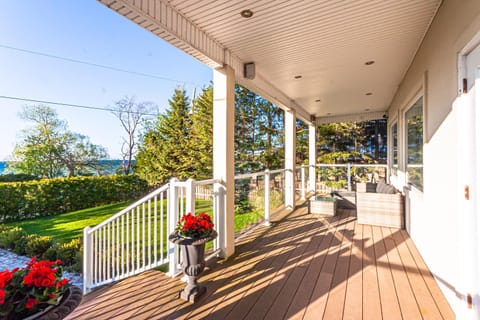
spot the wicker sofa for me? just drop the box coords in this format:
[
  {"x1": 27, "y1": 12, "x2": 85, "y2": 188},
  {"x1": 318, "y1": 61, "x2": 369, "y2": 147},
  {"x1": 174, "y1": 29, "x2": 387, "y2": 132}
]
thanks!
[{"x1": 356, "y1": 182, "x2": 405, "y2": 228}]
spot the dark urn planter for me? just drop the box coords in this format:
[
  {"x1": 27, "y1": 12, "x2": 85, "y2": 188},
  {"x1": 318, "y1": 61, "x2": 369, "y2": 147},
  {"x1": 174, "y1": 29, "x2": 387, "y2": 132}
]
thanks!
[
  {"x1": 169, "y1": 230, "x2": 217, "y2": 303},
  {"x1": 6, "y1": 285, "x2": 82, "y2": 320}
]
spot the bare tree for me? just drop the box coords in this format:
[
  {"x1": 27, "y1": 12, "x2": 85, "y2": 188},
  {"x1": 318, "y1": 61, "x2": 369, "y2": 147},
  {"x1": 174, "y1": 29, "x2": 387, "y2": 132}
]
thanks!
[{"x1": 112, "y1": 96, "x2": 156, "y2": 175}]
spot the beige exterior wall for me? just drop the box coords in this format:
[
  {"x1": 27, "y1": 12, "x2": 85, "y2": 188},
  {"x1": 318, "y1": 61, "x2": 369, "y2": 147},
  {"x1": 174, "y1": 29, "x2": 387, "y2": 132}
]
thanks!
[{"x1": 387, "y1": 0, "x2": 480, "y2": 315}]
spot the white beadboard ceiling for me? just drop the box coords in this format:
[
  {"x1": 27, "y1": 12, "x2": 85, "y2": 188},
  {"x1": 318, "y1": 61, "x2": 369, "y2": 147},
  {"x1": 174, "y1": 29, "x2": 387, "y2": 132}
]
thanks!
[{"x1": 99, "y1": 0, "x2": 441, "y2": 121}]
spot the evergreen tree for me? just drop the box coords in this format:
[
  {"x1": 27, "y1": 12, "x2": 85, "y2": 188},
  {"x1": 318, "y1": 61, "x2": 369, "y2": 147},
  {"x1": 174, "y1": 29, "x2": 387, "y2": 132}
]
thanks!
[
  {"x1": 136, "y1": 89, "x2": 191, "y2": 185},
  {"x1": 296, "y1": 120, "x2": 309, "y2": 165},
  {"x1": 257, "y1": 98, "x2": 284, "y2": 169},
  {"x1": 187, "y1": 86, "x2": 213, "y2": 180},
  {"x1": 234, "y1": 85, "x2": 284, "y2": 173}
]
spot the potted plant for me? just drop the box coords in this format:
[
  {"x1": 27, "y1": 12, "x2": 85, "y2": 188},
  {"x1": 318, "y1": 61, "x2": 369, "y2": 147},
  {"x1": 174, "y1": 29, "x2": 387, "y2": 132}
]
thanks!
[
  {"x1": 0, "y1": 258, "x2": 82, "y2": 320},
  {"x1": 169, "y1": 212, "x2": 217, "y2": 303}
]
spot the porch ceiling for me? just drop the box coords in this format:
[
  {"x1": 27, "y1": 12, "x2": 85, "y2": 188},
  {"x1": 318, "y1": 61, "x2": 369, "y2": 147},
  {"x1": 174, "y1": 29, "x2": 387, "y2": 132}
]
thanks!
[{"x1": 99, "y1": 0, "x2": 441, "y2": 122}]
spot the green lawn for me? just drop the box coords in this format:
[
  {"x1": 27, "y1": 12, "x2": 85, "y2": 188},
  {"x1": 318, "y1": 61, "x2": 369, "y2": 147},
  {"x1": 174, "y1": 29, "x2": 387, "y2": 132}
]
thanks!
[
  {"x1": 6, "y1": 199, "x2": 264, "y2": 244},
  {"x1": 6, "y1": 202, "x2": 130, "y2": 243}
]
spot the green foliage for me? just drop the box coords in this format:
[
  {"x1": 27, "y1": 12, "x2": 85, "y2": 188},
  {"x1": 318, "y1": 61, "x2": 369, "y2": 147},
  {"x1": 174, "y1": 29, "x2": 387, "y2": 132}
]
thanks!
[
  {"x1": 0, "y1": 224, "x2": 80, "y2": 267},
  {"x1": 10, "y1": 105, "x2": 108, "y2": 178},
  {"x1": 0, "y1": 227, "x2": 26, "y2": 251},
  {"x1": 317, "y1": 119, "x2": 387, "y2": 163},
  {"x1": 255, "y1": 188, "x2": 284, "y2": 211},
  {"x1": 136, "y1": 88, "x2": 192, "y2": 185},
  {"x1": 186, "y1": 86, "x2": 213, "y2": 180},
  {"x1": 25, "y1": 235, "x2": 53, "y2": 257},
  {"x1": 56, "y1": 239, "x2": 82, "y2": 267},
  {"x1": 0, "y1": 175, "x2": 148, "y2": 222},
  {"x1": 235, "y1": 85, "x2": 284, "y2": 173},
  {"x1": 0, "y1": 173, "x2": 38, "y2": 183},
  {"x1": 42, "y1": 245, "x2": 58, "y2": 261},
  {"x1": 296, "y1": 120, "x2": 309, "y2": 165}
]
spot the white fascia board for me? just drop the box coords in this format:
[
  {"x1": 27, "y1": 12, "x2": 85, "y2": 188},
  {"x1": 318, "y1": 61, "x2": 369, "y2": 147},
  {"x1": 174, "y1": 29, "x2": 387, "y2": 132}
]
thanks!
[
  {"x1": 316, "y1": 111, "x2": 387, "y2": 125},
  {"x1": 98, "y1": 0, "x2": 224, "y2": 68},
  {"x1": 98, "y1": 0, "x2": 313, "y2": 124}
]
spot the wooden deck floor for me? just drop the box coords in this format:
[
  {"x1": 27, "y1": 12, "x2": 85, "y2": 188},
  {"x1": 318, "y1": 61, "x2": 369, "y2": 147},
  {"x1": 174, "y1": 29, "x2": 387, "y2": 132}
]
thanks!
[{"x1": 67, "y1": 204, "x2": 454, "y2": 320}]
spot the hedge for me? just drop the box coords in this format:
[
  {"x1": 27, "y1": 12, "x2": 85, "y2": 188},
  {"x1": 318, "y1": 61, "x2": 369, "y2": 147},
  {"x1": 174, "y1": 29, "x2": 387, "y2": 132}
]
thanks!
[{"x1": 0, "y1": 175, "x2": 148, "y2": 222}]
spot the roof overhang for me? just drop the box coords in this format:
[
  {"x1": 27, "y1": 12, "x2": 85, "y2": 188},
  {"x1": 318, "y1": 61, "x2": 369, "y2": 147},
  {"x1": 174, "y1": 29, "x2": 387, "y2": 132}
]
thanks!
[{"x1": 98, "y1": 0, "x2": 441, "y2": 125}]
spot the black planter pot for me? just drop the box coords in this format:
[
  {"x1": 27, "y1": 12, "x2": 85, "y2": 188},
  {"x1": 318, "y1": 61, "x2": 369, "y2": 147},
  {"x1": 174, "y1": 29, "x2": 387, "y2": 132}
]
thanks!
[
  {"x1": 169, "y1": 230, "x2": 218, "y2": 302},
  {"x1": 4, "y1": 285, "x2": 82, "y2": 320}
]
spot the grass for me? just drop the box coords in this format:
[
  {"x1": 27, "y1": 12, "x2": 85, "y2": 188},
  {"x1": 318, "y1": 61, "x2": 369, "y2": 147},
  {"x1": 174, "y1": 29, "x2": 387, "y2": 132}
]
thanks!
[
  {"x1": 5, "y1": 202, "x2": 130, "y2": 243},
  {"x1": 5, "y1": 199, "x2": 266, "y2": 244}
]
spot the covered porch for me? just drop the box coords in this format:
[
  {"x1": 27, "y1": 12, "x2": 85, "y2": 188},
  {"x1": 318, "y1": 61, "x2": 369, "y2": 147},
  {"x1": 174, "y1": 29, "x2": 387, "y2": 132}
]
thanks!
[
  {"x1": 78, "y1": 0, "x2": 480, "y2": 317},
  {"x1": 71, "y1": 204, "x2": 453, "y2": 319}
]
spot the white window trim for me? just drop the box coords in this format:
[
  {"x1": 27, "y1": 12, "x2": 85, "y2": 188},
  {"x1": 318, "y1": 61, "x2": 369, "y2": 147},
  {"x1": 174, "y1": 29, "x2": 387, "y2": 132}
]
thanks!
[{"x1": 402, "y1": 90, "x2": 425, "y2": 192}]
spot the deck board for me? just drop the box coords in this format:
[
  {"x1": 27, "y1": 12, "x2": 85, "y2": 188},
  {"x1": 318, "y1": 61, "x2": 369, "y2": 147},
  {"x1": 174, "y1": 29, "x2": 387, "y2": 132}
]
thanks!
[{"x1": 67, "y1": 204, "x2": 455, "y2": 320}]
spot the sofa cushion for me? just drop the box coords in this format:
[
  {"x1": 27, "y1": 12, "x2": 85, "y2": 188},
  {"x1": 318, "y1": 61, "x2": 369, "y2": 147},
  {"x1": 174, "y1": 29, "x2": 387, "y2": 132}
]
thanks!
[{"x1": 376, "y1": 182, "x2": 396, "y2": 194}]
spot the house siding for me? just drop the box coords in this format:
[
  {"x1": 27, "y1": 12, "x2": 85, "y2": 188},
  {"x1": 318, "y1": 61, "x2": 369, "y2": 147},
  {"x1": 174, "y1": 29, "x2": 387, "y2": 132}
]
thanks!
[{"x1": 387, "y1": 0, "x2": 480, "y2": 316}]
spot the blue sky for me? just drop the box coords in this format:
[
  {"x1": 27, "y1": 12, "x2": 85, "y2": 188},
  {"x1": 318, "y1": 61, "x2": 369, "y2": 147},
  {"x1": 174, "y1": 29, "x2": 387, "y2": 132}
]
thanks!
[{"x1": 0, "y1": 0, "x2": 212, "y2": 160}]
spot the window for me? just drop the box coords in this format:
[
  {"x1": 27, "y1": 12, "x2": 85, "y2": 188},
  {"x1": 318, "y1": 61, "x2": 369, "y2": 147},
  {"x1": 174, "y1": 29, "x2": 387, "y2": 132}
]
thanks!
[
  {"x1": 405, "y1": 97, "x2": 423, "y2": 190},
  {"x1": 391, "y1": 122, "x2": 398, "y2": 175}
]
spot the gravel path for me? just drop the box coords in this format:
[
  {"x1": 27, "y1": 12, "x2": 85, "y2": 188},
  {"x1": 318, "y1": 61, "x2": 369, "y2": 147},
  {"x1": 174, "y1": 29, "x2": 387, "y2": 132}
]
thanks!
[{"x1": 0, "y1": 248, "x2": 83, "y2": 289}]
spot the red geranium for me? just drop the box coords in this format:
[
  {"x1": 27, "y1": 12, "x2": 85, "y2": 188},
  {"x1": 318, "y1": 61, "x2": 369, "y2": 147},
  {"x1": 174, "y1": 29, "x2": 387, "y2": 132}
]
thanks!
[
  {"x1": 175, "y1": 212, "x2": 214, "y2": 238},
  {"x1": 0, "y1": 258, "x2": 70, "y2": 318},
  {"x1": 25, "y1": 298, "x2": 38, "y2": 309}
]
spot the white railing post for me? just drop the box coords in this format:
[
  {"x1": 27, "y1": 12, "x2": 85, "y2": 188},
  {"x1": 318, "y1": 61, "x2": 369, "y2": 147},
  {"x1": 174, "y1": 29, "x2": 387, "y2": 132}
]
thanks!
[
  {"x1": 185, "y1": 178, "x2": 195, "y2": 214},
  {"x1": 168, "y1": 178, "x2": 179, "y2": 277},
  {"x1": 83, "y1": 226, "x2": 92, "y2": 294},
  {"x1": 301, "y1": 166, "x2": 306, "y2": 200},
  {"x1": 308, "y1": 123, "x2": 317, "y2": 194},
  {"x1": 347, "y1": 163, "x2": 352, "y2": 192},
  {"x1": 264, "y1": 170, "x2": 271, "y2": 226}
]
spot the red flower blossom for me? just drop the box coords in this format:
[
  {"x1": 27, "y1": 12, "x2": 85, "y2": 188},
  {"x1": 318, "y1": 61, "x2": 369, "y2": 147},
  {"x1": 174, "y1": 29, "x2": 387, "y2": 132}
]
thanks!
[
  {"x1": 56, "y1": 279, "x2": 69, "y2": 288},
  {"x1": 0, "y1": 259, "x2": 70, "y2": 317},
  {"x1": 25, "y1": 298, "x2": 38, "y2": 309},
  {"x1": 0, "y1": 269, "x2": 14, "y2": 289},
  {"x1": 0, "y1": 289, "x2": 5, "y2": 304},
  {"x1": 175, "y1": 212, "x2": 214, "y2": 238}
]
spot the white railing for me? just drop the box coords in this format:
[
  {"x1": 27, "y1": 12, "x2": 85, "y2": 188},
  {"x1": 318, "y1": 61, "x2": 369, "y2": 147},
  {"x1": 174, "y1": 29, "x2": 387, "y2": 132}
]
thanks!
[
  {"x1": 234, "y1": 168, "x2": 287, "y2": 227},
  {"x1": 83, "y1": 163, "x2": 387, "y2": 293},
  {"x1": 83, "y1": 183, "x2": 169, "y2": 293},
  {"x1": 83, "y1": 178, "x2": 221, "y2": 294}
]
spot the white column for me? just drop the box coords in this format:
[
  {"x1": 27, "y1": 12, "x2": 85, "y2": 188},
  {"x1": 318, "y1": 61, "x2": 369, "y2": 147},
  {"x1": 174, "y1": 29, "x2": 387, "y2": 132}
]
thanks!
[
  {"x1": 185, "y1": 178, "x2": 195, "y2": 214},
  {"x1": 308, "y1": 123, "x2": 317, "y2": 194},
  {"x1": 213, "y1": 65, "x2": 235, "y2": 259},
  {"x1": 285, "y1": 109, "x2": 296, "y2": 209}
]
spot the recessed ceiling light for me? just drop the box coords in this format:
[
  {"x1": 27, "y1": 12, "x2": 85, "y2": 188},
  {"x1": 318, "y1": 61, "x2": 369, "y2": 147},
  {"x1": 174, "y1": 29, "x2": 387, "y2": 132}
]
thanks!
[
  {"x1": 365, "y1": 60, "x2": 375, "y2": 65},
  {"x1": 240, "y1": 9, "x2": 254, "y2": 18},
  {"x1": 294, "y1": 75, "x2": 302, "y2": 79},
  {"x1": 315, "y1": 99, "x2": 321, "y2": 102},
  {"x1": 365, "y1": 92, "x2": 373, "y2": 96}
]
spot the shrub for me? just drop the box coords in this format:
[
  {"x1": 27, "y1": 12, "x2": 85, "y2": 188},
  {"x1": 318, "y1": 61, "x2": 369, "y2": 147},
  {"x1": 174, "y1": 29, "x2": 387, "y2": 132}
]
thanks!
[
  {"x1": 71, "y1": 250, "x2": 83, "y2": 273},
  {"x1": 254, "y1": 188, "x2": 284, "y2": 211},
  {"x1": 0, "y1": 174, "x2": 148, "y2": 222},
  {"x1": 56, "y1": 239, "x2": 82, "y2": 266},
  {"x1": 42, "y1": 245, "x2": 59, "y2": 261},
  {"x1": 0, "y1": 225, "x2": 82, "y2": 272},
  {"x1": 0, "y1": 227, "x2": 26, "y2": 250},
  {"x1": 0, "y1": 173, "x2": 38, "y2": 183},
  {"x1": 25, "y1": 235, "x2": 53, "y2": 257},
  {"x1": 12, "y1": 236, "x2": 29, "y2": 255}
]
